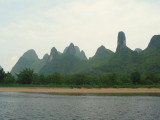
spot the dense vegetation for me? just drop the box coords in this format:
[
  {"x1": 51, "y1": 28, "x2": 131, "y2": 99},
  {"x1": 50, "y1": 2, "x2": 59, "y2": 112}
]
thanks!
[{"x1": 1, "y1": 68, "x2": 160, "y2": 88}]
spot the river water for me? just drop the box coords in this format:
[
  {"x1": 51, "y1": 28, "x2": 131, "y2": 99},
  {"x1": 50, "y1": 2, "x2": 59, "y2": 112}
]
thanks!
[{"x1": 0, "y1": 92, "x2": 159, "y2": 120}]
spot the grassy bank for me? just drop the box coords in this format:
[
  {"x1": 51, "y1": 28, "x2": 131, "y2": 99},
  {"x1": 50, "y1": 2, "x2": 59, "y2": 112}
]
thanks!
[{"x1": 0, "y1": 84, "x2": 160, "y2": 88}]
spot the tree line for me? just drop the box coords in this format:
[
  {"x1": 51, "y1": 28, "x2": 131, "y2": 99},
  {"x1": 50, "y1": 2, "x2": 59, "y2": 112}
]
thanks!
[{"x1": 0, "y1": 68, "x2": 160, "y2": 87}]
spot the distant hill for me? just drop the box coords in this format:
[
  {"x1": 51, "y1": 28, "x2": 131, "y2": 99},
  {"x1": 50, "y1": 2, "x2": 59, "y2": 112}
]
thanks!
[
  {"x1": 39, "y1": 43, "x2": 87, "y2": 74},
  {"x1": 86, "y1": 45, "x2": 114, "y2": 71},
  {"x1": 87, "y1": 32, "x2": 160, "y2": 75},
  {"x1": 139, "y1": 35, "x2": 160, "y2": 73},
  {"x1": 11, "y1": 32, "x2": 160, "y2": 75},
  {"x1": 11, "y1": 49, "x2": 49, "y2": 75},
  {"x1": 63, "y1": 44, "x2": 87, "y2": 60},
  {"x1": 86, "y1": 31, "x2": 134, "y2": 74}
]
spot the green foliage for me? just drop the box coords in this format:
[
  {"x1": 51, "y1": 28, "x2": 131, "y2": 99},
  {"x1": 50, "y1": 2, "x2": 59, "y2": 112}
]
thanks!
[
  {"x1": 47, "y1": 72, "x2": 64, "y2": 84},
  {"x1": 37, "y1": 74, "x2": 47, "y2": 84},
  {"x1": 0, "y1": 69, "x2": 5, "y2": 82},
  {"x1": 100, "y1": 73, "x2": 122, "y2": 86},
  {"x1": 2, "y1": 73, "x2": 15, "y2": 84},
  {"x1": 4, "y1": 35, "x2": 160, "y2": 88},
  {"x1": 0, "y1": 69, "x2": 15, "y2": 84},
  {"x1": 144, "y1": 72, "x2": 160, "y2": 84},
  {"x1": 73, "y1": 73, "x2": 87, "y2": 85},
  {"x1": 40, "y1": 54, "x2": 87, "y2": 75},
  {"x1": 17, "y1": 69, "x2": 35, "y2": 84},
  {"x1": 2, "y1": 68, "x2": 160, "y2": 88},
  {"x1": 130, "y1": 72, "x2": 141, "y2": 84}
]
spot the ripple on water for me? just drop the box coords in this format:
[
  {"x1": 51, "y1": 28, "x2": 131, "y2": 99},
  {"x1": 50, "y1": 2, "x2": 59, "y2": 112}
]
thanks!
[{"x1": 0, "y1": 92, "x2": 159, "y2": 120}]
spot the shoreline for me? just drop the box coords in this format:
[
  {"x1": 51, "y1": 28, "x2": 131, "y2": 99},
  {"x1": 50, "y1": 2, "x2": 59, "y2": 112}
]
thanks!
[{"x1": 0, "y1": 87, "x2": 160, "y2": 94}]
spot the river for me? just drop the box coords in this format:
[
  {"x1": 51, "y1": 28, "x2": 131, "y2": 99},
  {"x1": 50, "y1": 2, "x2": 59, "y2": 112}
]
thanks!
[{"x1": 0, "y1": 92, "x2": 159, "y2": 120}]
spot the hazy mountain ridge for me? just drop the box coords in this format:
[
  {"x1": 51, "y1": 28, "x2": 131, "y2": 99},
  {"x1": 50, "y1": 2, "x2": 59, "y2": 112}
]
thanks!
[
  {"x1": 88, "y1": 33, "x2": 160, "y2": 75},
  {"x1": 11, "y1": 32, "x2": 160, "y2": 75},
  {"x1": 11, "y1": 49, "x2": 49, "y2": 75},
  {"x1": 138, "y1": 35, "x2": 160, "y2": 73},
  {"x1": 39, "y1": 43, "x2": 87, "y2": 74},
  {"x1": 63, "y1": 43, "x2": 87, "y2": 60}
]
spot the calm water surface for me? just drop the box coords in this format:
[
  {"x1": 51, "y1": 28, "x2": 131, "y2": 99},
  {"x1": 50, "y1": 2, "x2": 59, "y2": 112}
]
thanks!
[{"x1": 0, "y1": 92, "x2": 160, "y2": 120}]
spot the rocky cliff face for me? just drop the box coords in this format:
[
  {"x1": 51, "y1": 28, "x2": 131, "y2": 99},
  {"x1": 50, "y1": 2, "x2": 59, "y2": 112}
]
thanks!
[
  {"x1": 115, "y1": 31, "x2": 133, "y2": 55},
  {"x1": 64, "y1": 43, "x2": 87, "y2": 60},
  {"x1": 116, "y1": 31, "x2": 127, "y2": 52},
  {"x1": 48, "y1": 47, "x2": 59, "y2": 62},
  {"x1": 64, "y1": 43, "x2": 76, "y2": 56}
]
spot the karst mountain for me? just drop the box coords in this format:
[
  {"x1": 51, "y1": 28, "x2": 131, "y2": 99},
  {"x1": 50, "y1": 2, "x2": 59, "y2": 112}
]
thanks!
[{"x1": 11, "y1": 32, "x2": 160, "y2": 75}]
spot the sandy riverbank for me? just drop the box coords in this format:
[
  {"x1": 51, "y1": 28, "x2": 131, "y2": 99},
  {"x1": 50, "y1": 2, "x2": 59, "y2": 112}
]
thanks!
[{"x1": 0, "y1": 87, "x2": 160, "y2": 93}]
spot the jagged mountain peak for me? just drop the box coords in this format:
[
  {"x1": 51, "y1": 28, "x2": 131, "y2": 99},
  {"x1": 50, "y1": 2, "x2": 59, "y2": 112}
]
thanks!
[
  {"x1": 116, "y1": 31, "x2": 127, "y2": 52},
  {"x1": 96, "y1": 45, "x2": 107, "y2": 55},
  {"x1": 11, "y1": 32, "x2": 160, "y2": 75},
  {"x1": 99, "y1": 45, "x2": 106, "y2": 49},
  {"x1": 147, "y1": 35, "x2": 160, "y2": 49},
  {"x1": 63, "y1": 43, "x2": 87, "y2": 60},
  {"x1": 11, "y1": 49, "x2": 42, "y2": 75},
  {"x1": 50, "y1": 43, "x2": 85, "y2": 61},
  {"x1": 95, "y1": 45, "x2": 113, "y2": 56},
  {"x1": 69, "y1": 43, "x2": 75, "y2": 47},
  {"x1": 23, "y1": 49, "x2": 38, "y2": 59},
  {"x1": 50, "y1": 47, "x2": 58, "y2": 54},
  {"x1": 48, "y1": 47, "x2": 59, "y2": 62},
  {"x1": 66, "y1": 43, "x2": 76, "y2": 56},
  {"x1": 63, "y1": 43, "x2": 76, "y2": 53}
]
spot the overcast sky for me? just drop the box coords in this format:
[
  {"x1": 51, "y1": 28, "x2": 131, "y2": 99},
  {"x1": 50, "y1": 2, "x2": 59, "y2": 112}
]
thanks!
[{"x1": 0, "y1": 0, "x2": 160, "y2": 72}]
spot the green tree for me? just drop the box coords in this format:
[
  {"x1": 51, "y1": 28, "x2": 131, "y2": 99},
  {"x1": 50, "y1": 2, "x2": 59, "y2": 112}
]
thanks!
[
  {"x1": 101, "y1": 74, "x2": 111, "y2": 85},
  {"x1": 31, "y1": 73, "x2": 40, "y2": 84},
  {"x1": 120, "y1": 75, "x2": 132, "y2": 84},
  {"x1": 144, "y1": 72, "x2": 160, "y2": 84},
  {"x1": 0, "y1": 69, "x2": 5, "y2": 83},
  {"x1": 130, "y1": 72, "x2": 141, "y2": 84},
  {"x1": 101, "y1": 73, "x2": 120, "y2": 86},
  {"x1": 46, "y1": 72, "x2": 64, "y2": 84},
  {"x1": 70, "y1": 73, "x2": 87, "y2": 85},
  {"x1": 3, "y1": 72, "x2": 15, "y2": 84},
  {"x1": 38, "y1": 74, "x2": 47, "y2": 84},
  {"x1": 64, "y1": 75, "x2": 74, "y2": 85},
  {"x1": 17, "y1": 69, "x2": 35, "y2": 84}
]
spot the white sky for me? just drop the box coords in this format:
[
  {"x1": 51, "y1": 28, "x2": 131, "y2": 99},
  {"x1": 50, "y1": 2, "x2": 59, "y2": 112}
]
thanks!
[{"x1": 0, "y1": 0, "x2": 160, "y2": 72}]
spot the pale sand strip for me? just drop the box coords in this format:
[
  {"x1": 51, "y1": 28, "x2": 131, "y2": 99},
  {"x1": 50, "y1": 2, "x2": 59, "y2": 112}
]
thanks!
[{"x1": 0, "y1": 88, "x2": 160, "y2": 93}]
